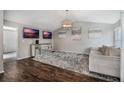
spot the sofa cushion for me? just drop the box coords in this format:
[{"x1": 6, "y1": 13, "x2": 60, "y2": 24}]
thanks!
[
  {"x1": 109, "y1": 47, "x2": 120, "y2": 57},
  {"x1": 104, "y1": 46, "x2": 110, "y2": 56},
  {"x1": 98, "y1": 45, "x2": 109, "y2": 55},
  {"x1": 98, "y1": 46, "x2": 104, "y2": 55},
  {"x1": 98, "y1": 45, "x2": 120, "y2": 57}
]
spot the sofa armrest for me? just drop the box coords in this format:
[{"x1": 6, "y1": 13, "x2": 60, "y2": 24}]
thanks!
[{"x1": 89, "y1": 51, "x2": 120, "y2": 77}]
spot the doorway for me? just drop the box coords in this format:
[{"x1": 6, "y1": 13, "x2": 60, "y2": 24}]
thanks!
[{"x1": 3, "y1": 26, "x2": 18, "y2": 62}]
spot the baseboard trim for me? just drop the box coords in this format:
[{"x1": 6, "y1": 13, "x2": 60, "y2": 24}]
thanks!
[
  {"x1": 0, "y1": 70, "x2": 4, "y2": 74},
  {"x1": 17, "y1": 56, "x2": 30, "y2": 60}
]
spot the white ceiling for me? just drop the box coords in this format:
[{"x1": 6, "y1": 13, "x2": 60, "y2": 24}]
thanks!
[{"x1": 4, "y1": 10, "x2": 120, "y2": 31}]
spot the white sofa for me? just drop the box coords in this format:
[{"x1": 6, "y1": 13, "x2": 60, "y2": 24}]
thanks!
[{"x1": 89, "y1": 48, "x2": 120, "y2": 78}]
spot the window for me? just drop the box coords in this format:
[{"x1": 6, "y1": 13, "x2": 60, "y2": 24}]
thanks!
[{"x1": 114, "y1": 27, "x2": 121, "y2": 48}]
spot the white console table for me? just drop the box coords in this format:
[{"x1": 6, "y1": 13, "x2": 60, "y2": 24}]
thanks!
[{"x1": 30, "y1": 43, "x2": 52, "y2": 57}]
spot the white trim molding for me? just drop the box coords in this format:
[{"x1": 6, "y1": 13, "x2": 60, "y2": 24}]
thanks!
[{"x1": 17, "y1": 56, "x2": 30, "y2": 60}]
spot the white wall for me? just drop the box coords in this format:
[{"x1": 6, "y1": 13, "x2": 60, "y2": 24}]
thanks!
[
  {"x1": 4, "y1": 20, "x2": 52, "y2": 59},
  {"x1": 113, "y1": 20, "x2": 120, "y2": 28},
  {"x1": 0, "y1": 11, "x2": 4, "y2": 73},
  {"x1": 4, "y1": 20, "x2": 117, "y2": 59},
  {"x1": 121, "y1": 12, "x2": 124, "y2": 81},
  {"x1": 3, "y1": 29, "x2": 17, "y2": 53},
  {"x1": 53, "y1": 21, "x2": 114, "y2": 53}
]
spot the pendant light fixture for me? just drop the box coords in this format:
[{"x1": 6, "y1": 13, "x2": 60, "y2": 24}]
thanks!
[{"x1": 62, "y1": 10, "x2": 73, "y2": 29}]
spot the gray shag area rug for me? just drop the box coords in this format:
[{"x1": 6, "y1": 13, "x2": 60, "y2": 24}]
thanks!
[{"x1": 33, "y1": 50, "x2": 120, "y2": 82}]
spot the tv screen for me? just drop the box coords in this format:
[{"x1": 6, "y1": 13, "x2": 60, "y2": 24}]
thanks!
[
  {"x1": 23, "y1": 27, "x2": 39, "y2": 38},
  {"x1": 43, "y1": 31, "x2": 52, "y2": 39}
]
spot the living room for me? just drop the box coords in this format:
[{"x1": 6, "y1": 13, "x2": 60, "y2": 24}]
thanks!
[{"x1": 0, "y1": 10, "x2": 123, "y2": 82}]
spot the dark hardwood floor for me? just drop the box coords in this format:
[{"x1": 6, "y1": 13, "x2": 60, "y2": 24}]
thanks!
[{"x1": 0, "y1": 58, "x2": 106, "y2": 82}]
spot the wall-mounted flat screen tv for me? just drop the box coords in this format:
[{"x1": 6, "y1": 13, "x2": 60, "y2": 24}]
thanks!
[
  {"x1": 23, "y1": 27, "x2": 39, "y2": 38},
  {"x1": 43, "y1": 31, "x2": 52, "y2": 39}
]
